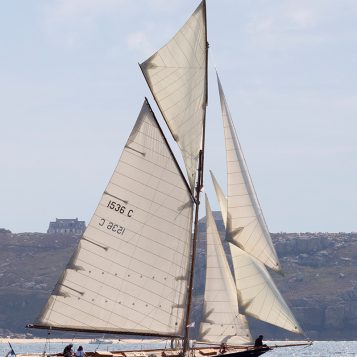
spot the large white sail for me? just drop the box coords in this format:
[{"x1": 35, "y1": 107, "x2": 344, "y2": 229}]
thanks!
[
  {"x1": 210, "y1": 171, "x2": 302, "y2": 334},
  {"x1": 217, "y1": 74, "x2": 281, "y2": 272},
  {"x1": 198, "y1": 196, "x2": 251, "y2": 345},
  {"x1": 229, "y1": 244, "x2": 303, "y2": 334},
  {"x1": 140, "y1": 1, "x2": 207, "y2": 191},
  {"x1": 34, "y1": 100, "x2": 194, "y2": 337}
]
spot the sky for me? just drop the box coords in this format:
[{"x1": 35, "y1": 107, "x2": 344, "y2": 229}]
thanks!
[{"x1": 1, "y1": 0, "x2": 356, "y2": 233}]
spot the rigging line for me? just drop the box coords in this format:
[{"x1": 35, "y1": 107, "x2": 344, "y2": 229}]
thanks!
[
  {"x1": 208, "y1": 44, "x2": 218, "y2": 73},
  {"x1": 42, "y1": 329, "x2": 51, "y2": 355}
]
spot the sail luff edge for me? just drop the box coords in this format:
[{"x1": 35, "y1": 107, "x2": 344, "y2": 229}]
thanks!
[{"x1": 144, "y1": 97, "x2": 195, "y2": 203}]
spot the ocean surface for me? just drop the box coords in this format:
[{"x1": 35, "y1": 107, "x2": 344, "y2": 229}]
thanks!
[{"x1": 0, "y1": 341, "x2": 356, "y2": 357}]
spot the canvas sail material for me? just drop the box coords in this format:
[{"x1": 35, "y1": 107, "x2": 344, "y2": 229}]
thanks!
[
  {"x1": 210, "y1": 170, "x2": 302, "y2": 334},
  {"x1": 140, "y1": 1, "x2": 207, "y2": 191},
  {"x1": 210, "y1": 170, "x2": 227, "y2": 228},
  {"x1": 217, "y1": 74, "x2": 281, "y2": 272},
  {"x1": 229, "y1": 244, "x2": 303, "y2": 334},
  {"x1": 34, "y1": 100, "x2": 194, "y2": 337},
  {"x1": 198, "y1": 195, "x2": 251, "y2": 345}
]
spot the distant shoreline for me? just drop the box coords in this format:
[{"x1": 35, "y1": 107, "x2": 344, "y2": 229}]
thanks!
[
  {"x1": 0, "y1": 339, "x2": 92, "y2": 344},
  {"x1": 0, "y1": 338, "x2": 165, "y2": 344}
]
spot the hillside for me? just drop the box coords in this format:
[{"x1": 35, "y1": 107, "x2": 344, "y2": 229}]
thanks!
[{"x1": 0, "y1": 221, "x2": 356, "y2": 340}]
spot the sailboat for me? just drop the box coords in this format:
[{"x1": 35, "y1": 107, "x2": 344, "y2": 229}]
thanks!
[{"x1": 26, "y1": 1, "x2": 311, "y2": 356}]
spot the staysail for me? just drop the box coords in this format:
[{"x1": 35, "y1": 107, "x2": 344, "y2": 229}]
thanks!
[
  {"x1": 217, "y1": 74, "x2": 280, "y2": 272},
  {"x1": 210, "y1": 169, "x2": 302, "y2": 334},
  {"x1": 210, "y1": 170, "x2": 228, "y2": 228},
  {"x1": 198, "y1": 196, "x2": 251, "y2": 345},
  {"x1": 33, "y1": 100, "x2": 194, "y2": 337},
  {"x1": 140, "y1": 1, "x2": 208, "y2": 191}
]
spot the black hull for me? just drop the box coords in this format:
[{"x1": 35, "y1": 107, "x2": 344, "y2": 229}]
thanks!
[{"x1": 215, "y1": 347, "x2": 270, "y2": 357}]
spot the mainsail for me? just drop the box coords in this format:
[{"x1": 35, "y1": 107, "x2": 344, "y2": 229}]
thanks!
[
  {"x1": 140, "y1": 1, "x2": 208, "y2": 191},
  {"x1": 216, "y1": 74, "x2": 281, "y2": 272},
  {"x1": 33, "y1": 100, "x2": 194, "y2": 337},
  {"x1": 198, "y1": 196, "x2": 251, "y2": 345}
]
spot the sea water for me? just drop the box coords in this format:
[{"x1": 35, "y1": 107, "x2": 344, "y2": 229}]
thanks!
[{"x1": 0, "y1": 341, "x2": 356, "y2": 357}]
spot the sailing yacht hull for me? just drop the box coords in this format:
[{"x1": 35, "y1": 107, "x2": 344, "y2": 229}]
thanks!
[
  {"x1": 219, "y1": 348, "x2": 270, "y2": 357},
  {"x1": 18, "y1": 348, "x2": 270, "y2": 357}
]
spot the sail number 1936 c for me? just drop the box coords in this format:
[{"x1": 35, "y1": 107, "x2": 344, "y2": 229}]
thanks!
[{"x1": 107, "y1": 200, "x2": 133, "y2": 217}]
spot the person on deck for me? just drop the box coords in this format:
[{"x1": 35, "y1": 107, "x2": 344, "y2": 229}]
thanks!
[
  {"x1": 63, "y1": 344, "x2": 73, "y2": 357},
  {"x1": 76, "y1": 346, "x2": 85, "y2": 357},
  {"x1": 254, "y1": 335, "x2": 267, "y2": 348}
]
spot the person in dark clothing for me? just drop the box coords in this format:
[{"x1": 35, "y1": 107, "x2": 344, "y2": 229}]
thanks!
[
  {"x1": 63, "y1": 344, "x2": 73, "y2": 357},
  {"x1": 76, "y1": 346, "x2": 85, "y2": 357},
  {"x1": 254, "y1": 335, "x2": 267, "y2": 348}
]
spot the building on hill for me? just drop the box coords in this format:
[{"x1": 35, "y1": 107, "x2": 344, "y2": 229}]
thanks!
[
  {"x1": 0, "y1": 228, "x2": 11, "y2": 234},
  {"x1": 47, "y1": 218, "x2": 86, "y2": 234}
]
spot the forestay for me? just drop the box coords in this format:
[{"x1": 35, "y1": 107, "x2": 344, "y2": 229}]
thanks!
[
  {"x1": 140, "y1": 1, "x2": 207, "y2": 191},
  {"x1": 198, "y1": 196, "x2": 251, "y2": 345},
  {"x1": 34, "y1": 100, "x2": 194, "y2": 337},
  {"x1": 217, "y1": 74, "x2": 281, "y2": 272},
  {"x1": 229, "y1": 244, "x2": 303, "y2": 334}
]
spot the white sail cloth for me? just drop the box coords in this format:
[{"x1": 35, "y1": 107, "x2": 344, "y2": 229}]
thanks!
[
  {"x1": 198, "y1": 196, "x2": 251, "y2": 345},
  {"x1": 210, "y1": 171, "x2": 303, "y2": 334},
  {"x1": 229, "y1": 244, "x2": 303, "y2": 334},
  {"x1": 217, "y1": 74, "x2": 281, "y2": 272},
  {"x1": 140, "y1": 1, "x2": 207, "y2": 191},
  {"x1": 35, "y1": 100, "x2": 194, "y2": 337},
  {"x1": 210, "y1": 170, "x2": 227, "y2": 228}
]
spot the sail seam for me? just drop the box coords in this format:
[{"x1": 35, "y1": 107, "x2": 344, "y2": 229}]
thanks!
[{"x1": 83, "y1": 231, "x2": 187, "y2": 269}]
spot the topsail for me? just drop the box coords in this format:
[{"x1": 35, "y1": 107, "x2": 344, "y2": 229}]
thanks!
[{"x1": 140, "y1": 1, "x2": 208, "y2": 191}]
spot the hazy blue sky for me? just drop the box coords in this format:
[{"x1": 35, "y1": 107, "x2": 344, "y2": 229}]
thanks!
[{"x1": 1, "y1": 0, "x2": 356, "y2": 233}]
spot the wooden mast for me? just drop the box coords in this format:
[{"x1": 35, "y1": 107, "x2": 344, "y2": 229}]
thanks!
[{"x1": 182, "y1": 2, "x2": 208, "y2": 354}]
